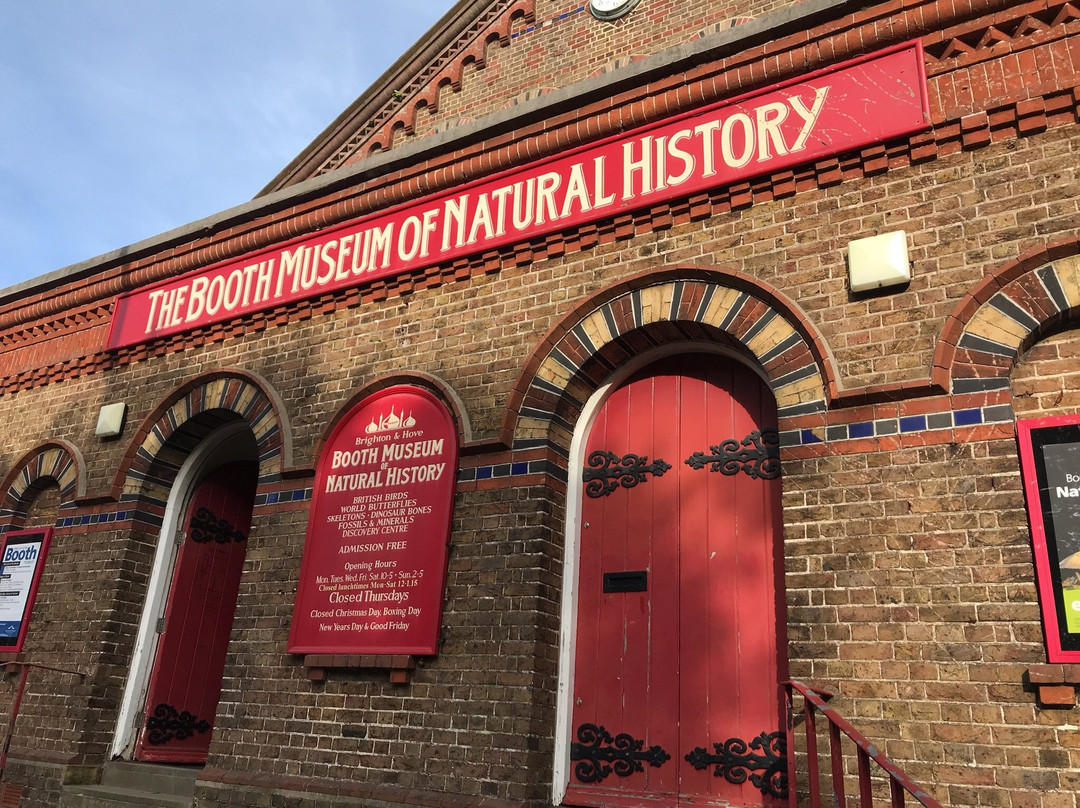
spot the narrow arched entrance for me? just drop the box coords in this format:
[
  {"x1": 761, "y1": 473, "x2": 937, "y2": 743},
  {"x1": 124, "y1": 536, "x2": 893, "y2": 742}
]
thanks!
[
  {"x1": 560, "y1": 350, "x2": 787, "y2": 808},
  {"x1": 112, "y1": 420, "x2": 259, "y2": 762}
]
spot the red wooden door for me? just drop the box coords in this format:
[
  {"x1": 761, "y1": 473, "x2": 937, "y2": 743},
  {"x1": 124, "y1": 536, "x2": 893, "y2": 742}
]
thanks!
[
  {"x1": 135, "y1": 462, "x2": 257, "y2": 763},
  {"x1": 566, "y1": 354, "x2": 786, "y2": 808}
]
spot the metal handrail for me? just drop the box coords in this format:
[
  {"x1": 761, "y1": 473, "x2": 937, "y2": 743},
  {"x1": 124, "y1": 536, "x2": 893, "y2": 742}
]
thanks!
[{"x1": 784, "y1": 680, "x2": 943, "y2": 808}]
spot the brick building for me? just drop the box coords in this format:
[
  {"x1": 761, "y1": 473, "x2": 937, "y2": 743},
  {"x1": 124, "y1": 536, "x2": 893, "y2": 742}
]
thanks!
[{"x1": 0, "y1": 0, "x2": 1078, "y2": 807}]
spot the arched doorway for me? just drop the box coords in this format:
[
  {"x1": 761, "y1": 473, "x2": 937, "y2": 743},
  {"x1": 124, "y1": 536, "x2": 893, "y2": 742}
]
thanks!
[
  {"x1": 112, "y1": 421, "x2": 258, "y2": 762},
  {"x1": 558, "y1": 350, "x2": 787, "y2": 808}
]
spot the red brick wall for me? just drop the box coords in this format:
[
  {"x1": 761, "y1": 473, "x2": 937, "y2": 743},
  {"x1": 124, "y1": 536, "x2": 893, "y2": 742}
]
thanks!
[
  {"x1": 1012, "y1": 328, "x2": 1080, "y2": 418},
  {"x1": 399, "y1": 0, "x2": 789, "y2": 149},
  {"x1": 0, "y1": 0, "x2": 1077, "y2": 806},
  {"x1": 202, "y1": 484, "x2": 562, "y2": 800},
  {"x1": 782, "y1": 435, "x2": 1059, "y2": 804}
]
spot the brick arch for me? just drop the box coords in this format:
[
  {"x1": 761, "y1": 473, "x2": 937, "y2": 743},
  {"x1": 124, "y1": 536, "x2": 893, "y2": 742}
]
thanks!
[
  {"x1": 936, "y1": 240, "x2": 1080, "y2": 394},
  {"x1": 112, "y1": 369, "x2": 290, "y2": 505},
  {"x1": 505, "y1": 265, "x2": 835, "y2": 451},
  {"x1": 0, "y1": 441, "x2": 85, "y2": 527}
]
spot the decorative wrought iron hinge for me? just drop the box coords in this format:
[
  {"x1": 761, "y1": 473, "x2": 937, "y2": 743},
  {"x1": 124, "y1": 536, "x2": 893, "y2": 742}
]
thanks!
[
  {"x1": 583, "y1": 451, "x2": 672, "y2": 498},
  {"x1": 685, "y1": 429, "x2": 781, "y2": 479},
  {"x1": 685, "y1": 730, "x2": 788, "y2": 798},
  {"x1": 145, "y1": 702, "x2": 211, "y2": 745},
  {"x1": 189, "y1": 506, "x2": 246, "y2": 544},
  {"x1": 570, "y1": 723, "x2": 670, "y2": 783}
]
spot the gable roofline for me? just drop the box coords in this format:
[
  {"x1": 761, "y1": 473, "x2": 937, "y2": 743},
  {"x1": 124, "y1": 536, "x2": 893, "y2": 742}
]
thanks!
[
  {"x1": 260, "y1": 0, "x2": 869, "y2": 198},
  {"x1": 0, "y1": 0, "x2": 854, "y2": 311},
  {"x1": 260, "y1": 0, "x2": 492, "y2": 196}
]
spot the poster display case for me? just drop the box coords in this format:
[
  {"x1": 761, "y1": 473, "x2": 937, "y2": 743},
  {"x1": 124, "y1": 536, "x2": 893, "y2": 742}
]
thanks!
[
  {"x1": 1017, "y1": 414, "x2": 1080, "y2": 662},
  {"x1": 0, "y1": 527, "x2": 54, "y2": 653}
]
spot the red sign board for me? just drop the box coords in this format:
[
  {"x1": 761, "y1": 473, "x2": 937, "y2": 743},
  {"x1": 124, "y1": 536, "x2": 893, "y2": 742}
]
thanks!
[
  {"x1": 0, "y1": 527, "x2": 53, "y2": 653},
  {"x1": 1017, "y1": 414, "x2": 1080, "y2": 663},
  {"x1": 288, "y1": 387, "x2": 459, "y2": 655},
  {"x1": 108, "y1": 42, "x2": 930, "y2": 349}
]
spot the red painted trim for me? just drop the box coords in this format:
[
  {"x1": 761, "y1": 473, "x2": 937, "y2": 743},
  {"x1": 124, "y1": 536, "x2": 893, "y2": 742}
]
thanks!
[
  {"x1": 0, "y1": 664, "x2": 29, "y2": 779},
  {"x1": 1016, "y1": 414, "x2": 1080, "y2": 663},
  {"x1": 785, "y1": 681, "x2": 944, "y2": 808},
  {"x1": 135, "y1": 465, "x2": 256, "y2": 763}
]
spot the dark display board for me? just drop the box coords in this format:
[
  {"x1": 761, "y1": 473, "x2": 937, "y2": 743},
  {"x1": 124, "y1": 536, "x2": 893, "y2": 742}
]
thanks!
[
  {"x1": 289, "y1": 386, "x2": 459, "y2": 656},
  {"x1": 0, "y1": 527, "x2": 53, "y2": 652},
  {"x1": 1017, "y1": 415, "x2": 1080, "y2": 662}
]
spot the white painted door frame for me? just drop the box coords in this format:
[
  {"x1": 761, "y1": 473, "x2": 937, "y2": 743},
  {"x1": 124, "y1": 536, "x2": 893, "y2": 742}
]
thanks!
[
  {"x1": 109, "y1": 421, "x2": 254, "y2": 759},
  {"x1": 550, "y1": 343, "x2": 768, "y2": 804}
]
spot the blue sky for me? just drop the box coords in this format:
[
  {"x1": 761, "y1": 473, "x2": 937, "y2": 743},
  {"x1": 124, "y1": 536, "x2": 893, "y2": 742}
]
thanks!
[{"x1": 0, "y1": 0, "x2": 457, "y2": 291}]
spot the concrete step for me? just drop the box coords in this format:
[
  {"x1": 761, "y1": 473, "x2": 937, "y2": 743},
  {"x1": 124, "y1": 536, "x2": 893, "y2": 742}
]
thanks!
[
  {"x1": 101, "y1": 761, "x2": 198, "y2": 796},
  {"x1": 61, "y1": 762, "x2": 198, "y2": 808},
  {"x1": 61, "y1": 783, "x2": 192, "y2": 808}
]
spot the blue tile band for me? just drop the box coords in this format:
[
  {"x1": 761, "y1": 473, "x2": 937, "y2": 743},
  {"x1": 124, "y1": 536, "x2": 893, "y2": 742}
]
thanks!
[
  {"x1": 780, "y1": 403, "x2": 1012, "y2": 447},
  {"x1": 41, "y1": 404, "x2": 1012, "y2": 529}
]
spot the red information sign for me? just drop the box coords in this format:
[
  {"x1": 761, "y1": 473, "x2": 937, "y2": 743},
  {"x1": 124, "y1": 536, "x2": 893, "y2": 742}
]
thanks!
[
  {"x1": 108, "y1": 42, "x2": 930, "y2": 349},
  {"x1": 288, "y1": 387, "x2": 459, "y2": 655}
]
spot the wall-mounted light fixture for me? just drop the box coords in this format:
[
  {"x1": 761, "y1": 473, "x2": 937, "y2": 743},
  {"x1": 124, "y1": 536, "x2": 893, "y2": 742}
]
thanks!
[
  {"x1": 95, "y1": 402, "x2": 128, "y2": 439},
  {"x1": 847, "y1": 230, "x2": 911, "y2": 293}
]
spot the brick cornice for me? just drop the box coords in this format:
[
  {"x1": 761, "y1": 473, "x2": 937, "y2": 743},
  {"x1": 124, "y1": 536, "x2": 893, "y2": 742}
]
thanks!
[
  {"x1": 274, "y1": 0, "x2": 1063, "y2": 193},
  {"x1": 308, "y1": 0, "x2": 537, "y2": 178},
  {"x1": 0, "y1": 82, "x2": 1075, "y2": 405},
  {"x1": 923, "y1": 0, "x2": 1080, "y2": 68},
  {"x1": 4, "y1": 75, "x2": 1075, "y2": 404},
  {"x1": 0, "y1": 0, "x2": 1076, "y2": 405},
  {"x1": 3, "y1": 0, "x2": 1042, "y2": 343}
]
